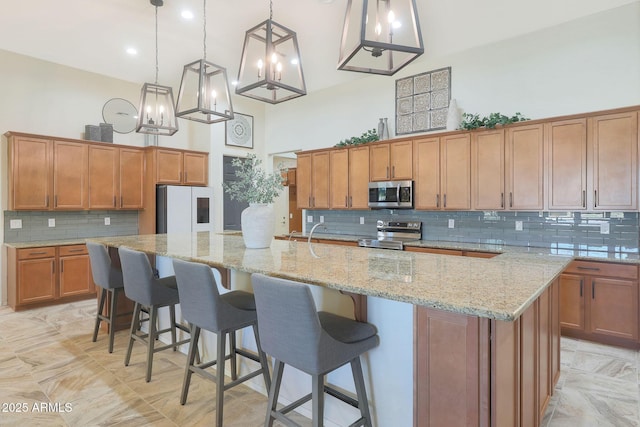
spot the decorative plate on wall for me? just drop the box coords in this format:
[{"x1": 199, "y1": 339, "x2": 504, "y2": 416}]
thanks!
[{"x1": 225, "y1": 112, "x2": 254, "y2": 149}]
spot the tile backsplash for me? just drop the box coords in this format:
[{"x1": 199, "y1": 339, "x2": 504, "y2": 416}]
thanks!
[
  {"x1": 4, "y1": 210, "x2": 138, "y2": 243},
  {"x1": 306, "y1": 210, "x2": 640, "y2": 253}
]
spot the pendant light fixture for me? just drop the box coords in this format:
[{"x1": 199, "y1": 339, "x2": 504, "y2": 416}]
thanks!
[
  {"x1": 337, "y1": 0, "x2": 424, "y2": 76},
  {"x1": 175, "y1": 0, "x2": 234, "y2": 123},
  {"x1": 235, "y1": 0, "x2": 306, "y2": 104},
  {"x1": 136, "y1": 0, "x2": 178, "y2": 136}
]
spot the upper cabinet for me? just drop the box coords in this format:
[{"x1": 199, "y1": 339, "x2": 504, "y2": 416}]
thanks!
[
  {"x1": 8, "y1": 135, "x2": 52, "y2": 210},
  {"x1": 88, "y1": 145, "x2": 144, "y2": 209},
  {"x1": 297, "y1": 151, "x2": 330, "y2": 209},
  {"x1": 155, "y1": 148, "x2": 208, "y2": 186},
  {"x1": 546, "y1": 119, "x2": 587, "y2": 210},
  {"x1": 505, "y1": 124, "x2": 544, "y2": 210},
  {"x1": 590, "y1": 111, "x2": 638, "y2": 211},
  {"x1": 53, "y1": 141, "x2": 88, "y2": 209},
  {"x1": 472, "y1": 129, "x2": 505, "y2": 210},
  {"x1": 329, "y1": 146, "x2": 370, "y2": 209},
  {"x1": 370, "y1": 140, "x2": 412, "y2": 181}
]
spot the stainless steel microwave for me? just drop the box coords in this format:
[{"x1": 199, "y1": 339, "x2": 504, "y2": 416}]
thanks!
[{"x1": 368, "y1": 180, "x2": 413, "y2": 209}]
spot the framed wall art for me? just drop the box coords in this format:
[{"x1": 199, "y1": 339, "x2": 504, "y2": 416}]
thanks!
[
  {"x1": 395, "y1": 66, "x2": 451, "y2": 135},
  {"x1": 225, "y1": 112, "x2": 254, "y2": 149}
]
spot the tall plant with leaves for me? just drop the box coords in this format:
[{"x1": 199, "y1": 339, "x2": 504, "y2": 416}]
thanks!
[{"x1": 223, "y1": 154, "x2": 285, "y2": 204}]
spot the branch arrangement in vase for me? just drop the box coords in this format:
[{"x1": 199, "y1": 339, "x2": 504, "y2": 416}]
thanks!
[
  {"x1": 334, "y1": 128, "x2": 379, "y2": 147},
  {"x1": 458, "y1": 112, "x2": 529, "y2": 130},
  {"x1": 222, "y1": 154, "x2": 286, "y2": 204}
]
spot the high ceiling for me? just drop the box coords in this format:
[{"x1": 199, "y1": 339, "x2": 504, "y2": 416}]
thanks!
[{"x1": 0, "y1": 0, "x2": 636, "y2": 93}]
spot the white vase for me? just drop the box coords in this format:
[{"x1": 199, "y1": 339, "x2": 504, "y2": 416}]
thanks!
[
  {"x1": 241, "y1": 203, "x2": 275, "y2": 249},
  {"x1": 446, "y1": 98, "x2": 461, "y2": 130}
]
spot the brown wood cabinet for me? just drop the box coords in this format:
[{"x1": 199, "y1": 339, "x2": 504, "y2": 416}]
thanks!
[
  {"x1": 369, "y1": 140, "x2": 412, "y2": 181},
  {"x1": 546, "y1": 119, "x2": 587, "y2": 210},
  {"x1": 329, "y1": 146, "x2": 370, "y2": 209},
  {"x1": 8, "y1": 135, "x2": 52, "y2": 210},
  {"x1": 7, "y1": 244, "x2": 95, "y2": 310},
  {"x1": 413, "y1": 134, "x2": 471, "y2": 210},
  {"x1": 472, "y1": 129, "x2": 505, "y2": 210},
  {"x1": 297, "y1": 151, "x2": 330, "y2": 209},
  {"x1": 506, "y1": 124, "x2": 544, "y2": 210},
  {"x1": 155, "y1": 148, "x2": 208, "y2": 185},
  {"x1": 89, "y1": 145, "x2": 144, "y2": 209},
  {"x1": 53, "y1": 141, "x2": 88, "y2": 209},
  {"x1": 590, "y1": 111, "x2": 638, "y2": 210},
  {"x1": 560, "y1": 260, "x2": 639, "y2": 347}
]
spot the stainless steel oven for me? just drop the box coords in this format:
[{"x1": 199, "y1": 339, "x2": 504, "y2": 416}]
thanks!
[
  {"x1": 358, "y1": 220, "x2": 422, "y2": 250},
  {"x1": 368, "y1": 180, "x2": 413, "y2": 209}
]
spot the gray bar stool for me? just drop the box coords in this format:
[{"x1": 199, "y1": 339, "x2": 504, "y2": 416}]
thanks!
[
  {"x1": 87, "y1": 242, "x2": 125, "y2": 353},
  {"x1": 173, "y1": 259, "x2": 271, "y2": 427},
  {"x1": 252, "y1": 273, "x2": 379, "y2": 427},
  {"x1": 118, "y1": 247, "x2": 192, "y2": 382}
]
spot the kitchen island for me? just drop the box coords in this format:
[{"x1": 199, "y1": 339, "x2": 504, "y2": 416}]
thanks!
[{"x1": 90, "y1": 232, "x2": 571, "y2": 427}]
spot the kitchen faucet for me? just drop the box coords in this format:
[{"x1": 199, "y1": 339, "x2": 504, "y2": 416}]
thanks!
[{"x1": 308, "y1": 222, "x2": 326, "y2": 244}]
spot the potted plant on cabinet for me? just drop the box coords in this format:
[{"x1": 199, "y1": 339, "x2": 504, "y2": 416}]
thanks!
[{"x1": 223, "y1": 154, "x2": 285, "y2": 248}]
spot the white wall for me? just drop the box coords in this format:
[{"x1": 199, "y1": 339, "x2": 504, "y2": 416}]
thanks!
[{"x1": 263, "y1": 3, "x2": 640, "y2": 154}]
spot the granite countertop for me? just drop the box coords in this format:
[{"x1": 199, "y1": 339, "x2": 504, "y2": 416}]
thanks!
[
  {"x1": 280, "y1": 232, "x2": 640, "y2": 264},
  {"x1": 89, "y1": 232, "x2": 572, "y2": 322}
]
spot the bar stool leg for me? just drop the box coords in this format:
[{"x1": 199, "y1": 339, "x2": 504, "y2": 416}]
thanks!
[
  {"x1": 93, "y1": 287, "x2": 107, "y2": 342},
  {"x1": 253, "y1": 324, "x2": 271, "y2": 390},
  {"x1": 265, "y1": 360, "x2": 285, "y2": 427},
  {"x1": 125, "y1": 303, "x2": 142, "y2": 366},
  {"x1": 312, "y1": 374, "x2": 325, "y2": 427},
  {"x1": 181, "y1": 325, "x2": 201, "y2": 405},
  {"x1": 169, "y1": 304, "x2": 177, "y2": 351},
  {"x1": 216, "y1": 332, "x2": 227, "y2": 427},
  {"x1": 351, "y1": 357, "x2": 373, "y2": 427},
  {"x1": 108, "y1": 287, "x2": 119, "y2": 353},
  {"x1": 146, "y1": 305, "x2": 158, "y2": 382},
  {"x1": 229, "y1": 331, "x2": 238, "y2": 381}
]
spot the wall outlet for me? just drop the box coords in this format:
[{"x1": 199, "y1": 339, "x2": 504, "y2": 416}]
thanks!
[
  {"x1": 448, "y1": 219, "x2": 455, "y2": 229},
  {"x1": 289, "y1": 213, "x2": 293, "y2": 219},
  {"x1": 515, "y1": 221, "x2": 523, "y2": 231},
  {"x1": 104, "y1": 217, "x2": 111, "y2": 226},
  {"x1": 360, "y1": 216, "x2": 365, "y2": 225},
  {"x1": 307, "y1": 215, "x2": 313, "y2": 223},
  {"x1": 9, "y1": 219, "x2": 22, "y2": 229},
  {"x1": 600, "y1": 222, "x2": 610, "y2": 234},
  {"x1": 48, "y1": 218, "x2": 55, "y2": 228},
  {"x1": 320, "y1": 215, "x2": 324, "y2": 223}
]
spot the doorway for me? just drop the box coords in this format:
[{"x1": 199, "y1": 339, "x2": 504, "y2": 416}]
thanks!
[{"x1": 222, "y1": 155, "x2": 248, "y2": 231}]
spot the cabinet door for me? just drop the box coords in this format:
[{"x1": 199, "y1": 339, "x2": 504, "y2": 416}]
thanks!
[
  {"x1": 183, "y1": 152, "x2": 208, "y2": 185},
  {"x1": 53, "y1": 141, "x2": 88, "y2": 209},
  {"x1": 559, "y1": 273, "x2": 585, "y2": 331},
  {"x1": 472, "y1": 130, "x2": 505, "y2": 210},
  {"x1": 89, "y1": 145, "x2": 118, "y2": 209},
  {"x1": 119, "y1": 148, "x2": 145, "y2": 209},
  {"x1": 296, "y1": 154, "x2": 312, "y2": 209},
  {"x1": 18, "y1": 258, "x2": 56, "y2": 304},
  {"x1": 59, "y1": 254, "x2": 92, "y2": 297},
  {"x1": 10, "y1": 136, "x2": 52, "y2": 210},
  {"x1": 414, "y1": 138, "x2": 440, "y2": 209},
  {"x1": 156, "y1": 149, "x2": 183, "y2": 184},
  {"x1": 369, "y1": 144, "x2": 390, "y2": 181},
  {"x1": 589, "y1": 277, "x2": 638, "y2": 341},
  {"x1": 591, "y1": 112, "x2": 638, "y2": 210},
  {"x1": 311, "y1": 152, "x2": 330, "y2": 209},
  {"x1": 441, "y1": 134, "x2": 471, "y2": 210},
  {"x1": 330, "y1": 149, "x2": 349, "y2": 209},
  {"x1": 547, "y1": 119, "x2": 587, "y2": 210},
  {"x1": 348, "y1": 146, "x2": 370, "y2": 209},
  {"x1": 506, "y1": 124, "x2": 544, "y2": 210},
  {"x1": 389, "y1": 140, "x2": 413, "y2": 180}
]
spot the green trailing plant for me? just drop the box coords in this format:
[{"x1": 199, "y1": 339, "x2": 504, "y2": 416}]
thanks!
[
  {"x1": 334, "y1": 128, "x2": 379, "y2": 147},
  {"x1": 459, "y1": 112, "x2": 529, "y2": 130},
  {"x1": 222, "y1": 154, "x2": 285, "y2": 204}
]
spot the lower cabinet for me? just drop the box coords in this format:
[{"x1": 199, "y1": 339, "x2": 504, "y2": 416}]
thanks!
[
  {"x1": 7, "y1": 244, "x2": 95, "y2": 310},
  {"x1": 414, "y1": 280, "x2": 559, "y2": 427},
  {"x1": 559, "y1": 260, "x2": 639, "y2": 347}
]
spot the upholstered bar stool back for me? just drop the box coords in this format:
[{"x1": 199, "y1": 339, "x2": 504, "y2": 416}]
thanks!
[
  {"x1": 173, "y1": 259, "x2": 271, "y2": 427},
  {"x1": 252, "y1": 273, "x2": 379, "y2": 427},
  {"x1": 118, "y1": 247, "x2": 192, "y2": 382},
  {"x1": 87, "y1": 242, "x2": 125, "y2": 353}
]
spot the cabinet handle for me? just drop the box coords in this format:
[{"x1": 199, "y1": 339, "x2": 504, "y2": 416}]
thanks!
[
  {"x1": 592, "y1": 280, "x2": 595, "y2": 299},
  {"x1": 54, "y1": 195, "x2": 58, "y2": 207},
  {"x1": 312, "y1": 196, "x2": 315, "y2": 207},
  {"x1": 392, "y1": 165, "x2": 395, "y2": 178},
  {"x1": 345, "y1": 196, "x2": 348, "y2": 208},
  {"x1": 61, "y1": 259, "x2": 64, "y2": 273},
  {"x1": 52, "y1": 260, "x2": 55, "y2": 274},
  {"x1": 184, "y1": 172, "x2": 188, "y2": 182},
  {"x1": 179, "y1": 171, "x2": 182, "y2": 182},
  {"x1": 501, "y1": 193, "x2": 504, "y2": 208},
  {"x1": 509, "y1": 192, "x2": 513, "y2": 208},
  {"x1": 46, "y1": 195, "x2": 49, "y2": 207},
  {"x1": 582, "y1": 190, "x2": 586, "y2": 208},
  {"x1": 594, "y1": 190, "x2": 597, "y2": 207},
  {"x1": 436, "y1": 194, "x2": 440, "y2": 208},
  {"x1": 577, "y1": 266, "x2": 600, "y2": 271},
  {"x1": 386, "y1": 166, "x2": 389, "y2": 179},
  {"x1": 29, "y1": 251, "x2": 47, "y2": 255},
  {"x1": 444, "y1": 194, "x2": 447, "y2": 208},
  {"x1": 68, "y1": 248, "x2": 84, "y2": 253},
  {"x1": 349, "y1": 196, "x2": 352, "y2": 207},
  {"x1": 113, "y1": 196, "x2": 116, "y2": 207},
  {"x1": 120, "y1": 196, "x2": 123, "y2": 207},
  {"x1": 579, "y1": 279, "x2": 583, "y2": 297}
]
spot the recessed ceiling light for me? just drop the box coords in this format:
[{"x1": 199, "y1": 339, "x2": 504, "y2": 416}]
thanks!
[
  {"x1": 126, "y1": 47, "x2": 138, "y2": 56},
  {"x1": 181, "y1": 10, "x2": 194, "y2": 20},
  {"x1": 231, "y1": 80, "x2": 239, "y2": 86}
]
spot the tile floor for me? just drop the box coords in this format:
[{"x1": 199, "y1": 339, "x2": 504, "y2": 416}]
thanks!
[{"x1": 0, "y1": 299, "x2": 639, "y2": 426}]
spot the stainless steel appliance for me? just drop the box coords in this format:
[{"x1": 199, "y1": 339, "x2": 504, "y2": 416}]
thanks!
[
  {"x1": 368, "y1": 180, "x2": 413, "y2": 209},
  {"x1": 358, "y1": 220, "x2": 422, "y2": 250}
]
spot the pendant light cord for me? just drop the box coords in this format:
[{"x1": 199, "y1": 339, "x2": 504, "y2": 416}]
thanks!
[
  {"x1": 270, "y1": 0, "x2": 273, "y2": 20},
  {"x1": 203, "y1": 0, "x2": 207, "y2": 61},
  {"x1": 154, "y1": 5, "x2": 159, "y2": 84}
]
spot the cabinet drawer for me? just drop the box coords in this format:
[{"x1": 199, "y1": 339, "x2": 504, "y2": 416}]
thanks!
[
  {"x1": 59, "y1": 244, "x2": 88, "y2": 256},
  {"x1": 563, "y1": 261, "x2": 638, "y2": 280},
  {"x1": 17, "y1": 247, "x2": 56, "y2": 260}
]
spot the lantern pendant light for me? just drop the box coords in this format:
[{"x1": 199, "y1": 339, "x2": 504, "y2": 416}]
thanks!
[
  {"x1": 136, "y1": 0, "x2": 178, "y2": 136},
  {"x1": 175, "y1": 0, "x2": 234, "y2": 123},
  {"x1": 337, "y1": 0, "x2": 424, "y2": 76},
  {"x1": 235, "y1": 0, "x2": 306, "y2": 104}
]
